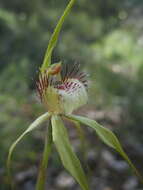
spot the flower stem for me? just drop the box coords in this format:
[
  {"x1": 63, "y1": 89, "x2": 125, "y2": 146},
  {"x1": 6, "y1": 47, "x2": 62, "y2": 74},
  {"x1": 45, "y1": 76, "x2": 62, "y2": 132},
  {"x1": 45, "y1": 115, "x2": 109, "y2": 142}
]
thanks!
[{"x1": 36, "y1": 121, "x2": 53, "y2": 190}]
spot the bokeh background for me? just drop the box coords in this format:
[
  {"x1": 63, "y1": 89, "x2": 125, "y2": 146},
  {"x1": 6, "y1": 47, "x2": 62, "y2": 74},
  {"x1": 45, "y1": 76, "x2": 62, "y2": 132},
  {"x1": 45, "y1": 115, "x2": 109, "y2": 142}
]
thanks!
[{"x1": 1, "y1": 0, "x2": 143, "y2": 189}]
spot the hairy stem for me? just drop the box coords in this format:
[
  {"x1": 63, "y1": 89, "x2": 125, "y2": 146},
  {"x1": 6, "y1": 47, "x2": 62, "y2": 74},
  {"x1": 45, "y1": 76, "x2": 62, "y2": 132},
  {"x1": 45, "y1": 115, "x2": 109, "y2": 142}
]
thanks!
[{"x1": 36, "y1": 121, "x2": 53, "y2": 190}]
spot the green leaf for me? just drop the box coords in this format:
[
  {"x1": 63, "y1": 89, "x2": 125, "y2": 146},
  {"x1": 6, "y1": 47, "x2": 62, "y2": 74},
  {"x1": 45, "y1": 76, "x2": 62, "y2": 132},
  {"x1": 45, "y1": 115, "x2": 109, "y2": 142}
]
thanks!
[
  {"x1": 51, "y1": 115, "x2": 90, "y2": 190},
  {"x1": 41, "y1": 0, "x2": 76, "y2": 72},
  {"x1": 7, "y1": 112, "x2": 50, "y2": 183},
  {"x1": 66, "y1": 114, "x2": 143, "y2": 184}
]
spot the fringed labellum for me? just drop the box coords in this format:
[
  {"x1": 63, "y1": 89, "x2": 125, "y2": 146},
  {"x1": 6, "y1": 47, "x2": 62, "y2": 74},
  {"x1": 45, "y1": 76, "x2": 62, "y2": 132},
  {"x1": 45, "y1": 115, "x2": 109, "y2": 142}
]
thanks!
[{"x1": 36, "y1": 63, "x2": 88, "y2": 114}]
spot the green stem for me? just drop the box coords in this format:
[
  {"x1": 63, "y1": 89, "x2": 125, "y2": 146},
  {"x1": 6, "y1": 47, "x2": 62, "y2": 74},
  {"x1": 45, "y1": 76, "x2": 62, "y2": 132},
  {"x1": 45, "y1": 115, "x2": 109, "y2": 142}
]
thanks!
[{"x1": 36, "y1": 121, "x2": 53, "y2": 190}]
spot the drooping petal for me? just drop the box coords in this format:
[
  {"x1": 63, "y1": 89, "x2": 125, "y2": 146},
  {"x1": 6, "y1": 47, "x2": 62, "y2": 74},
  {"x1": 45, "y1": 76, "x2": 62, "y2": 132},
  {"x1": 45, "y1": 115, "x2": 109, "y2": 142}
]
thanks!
[
  {"x1": 66, "y1": 114, "x2": 143, "y2": 184},
  {"x1": 51, "y1": 115, "x2": 90, "y2": 190},
  {"x1": 7, "y1": 112, "x2": 50, "y2": 183}
]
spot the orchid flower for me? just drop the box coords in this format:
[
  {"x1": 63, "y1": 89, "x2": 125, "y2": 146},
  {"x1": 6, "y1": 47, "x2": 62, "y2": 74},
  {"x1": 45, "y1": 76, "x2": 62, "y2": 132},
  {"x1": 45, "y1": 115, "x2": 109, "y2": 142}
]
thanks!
[{"x1": 7, "y1": 0, "x2": 143, "y2": 190}]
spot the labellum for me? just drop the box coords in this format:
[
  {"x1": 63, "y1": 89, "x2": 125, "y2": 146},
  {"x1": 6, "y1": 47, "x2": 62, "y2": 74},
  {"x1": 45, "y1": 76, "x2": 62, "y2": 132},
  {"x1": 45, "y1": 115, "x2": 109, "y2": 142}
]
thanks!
[{"x1": 36, "y1": 63, "x2": 88, "y2": 114}]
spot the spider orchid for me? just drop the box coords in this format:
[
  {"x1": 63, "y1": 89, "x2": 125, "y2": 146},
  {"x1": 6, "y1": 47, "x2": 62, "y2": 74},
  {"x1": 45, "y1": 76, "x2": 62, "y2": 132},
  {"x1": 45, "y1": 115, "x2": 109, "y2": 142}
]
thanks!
[
  {"x1": 7, "y1": 0, "x2": 143, "y2": 190},
  {"x1": 36, "y1": 62, "x2": 88, "y2": 115}
]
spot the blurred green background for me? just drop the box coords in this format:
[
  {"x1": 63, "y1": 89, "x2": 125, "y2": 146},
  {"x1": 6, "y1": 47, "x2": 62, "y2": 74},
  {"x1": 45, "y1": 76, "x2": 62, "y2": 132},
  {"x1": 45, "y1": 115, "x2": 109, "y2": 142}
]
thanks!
[{"x1": 1, "y1": 0, "x2": 143, "y2": 189}]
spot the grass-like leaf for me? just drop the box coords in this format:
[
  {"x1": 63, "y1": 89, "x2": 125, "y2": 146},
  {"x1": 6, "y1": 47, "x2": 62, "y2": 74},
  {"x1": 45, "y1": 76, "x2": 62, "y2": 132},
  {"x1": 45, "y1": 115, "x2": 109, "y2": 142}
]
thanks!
[
  {"x1": 51, "y1": 115, "x2": 90, "y2": 190},
  {"x1": 66, "y1": 114, "x2": 143, "y2": 184},
  {"x1": 41, "y1": 0, "x2": 76, "y2": 72},
  {"x1": 7, "y1": 112, "x2": 50, "y2": 184}
]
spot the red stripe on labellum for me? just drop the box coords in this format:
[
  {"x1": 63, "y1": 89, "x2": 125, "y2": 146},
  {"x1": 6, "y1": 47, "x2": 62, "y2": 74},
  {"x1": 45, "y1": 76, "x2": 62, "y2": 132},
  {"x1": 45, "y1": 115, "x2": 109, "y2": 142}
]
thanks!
[{"x1": 36, "y1": 63, "x2": 88, "y2": 102}]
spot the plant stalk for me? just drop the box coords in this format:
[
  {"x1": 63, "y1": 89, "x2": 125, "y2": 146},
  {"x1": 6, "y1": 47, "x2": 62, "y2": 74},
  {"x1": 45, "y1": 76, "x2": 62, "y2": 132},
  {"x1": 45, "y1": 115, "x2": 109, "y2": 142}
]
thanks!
[{"x1": 36, "y1": 121, "x2": 53, "y2": 190}]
